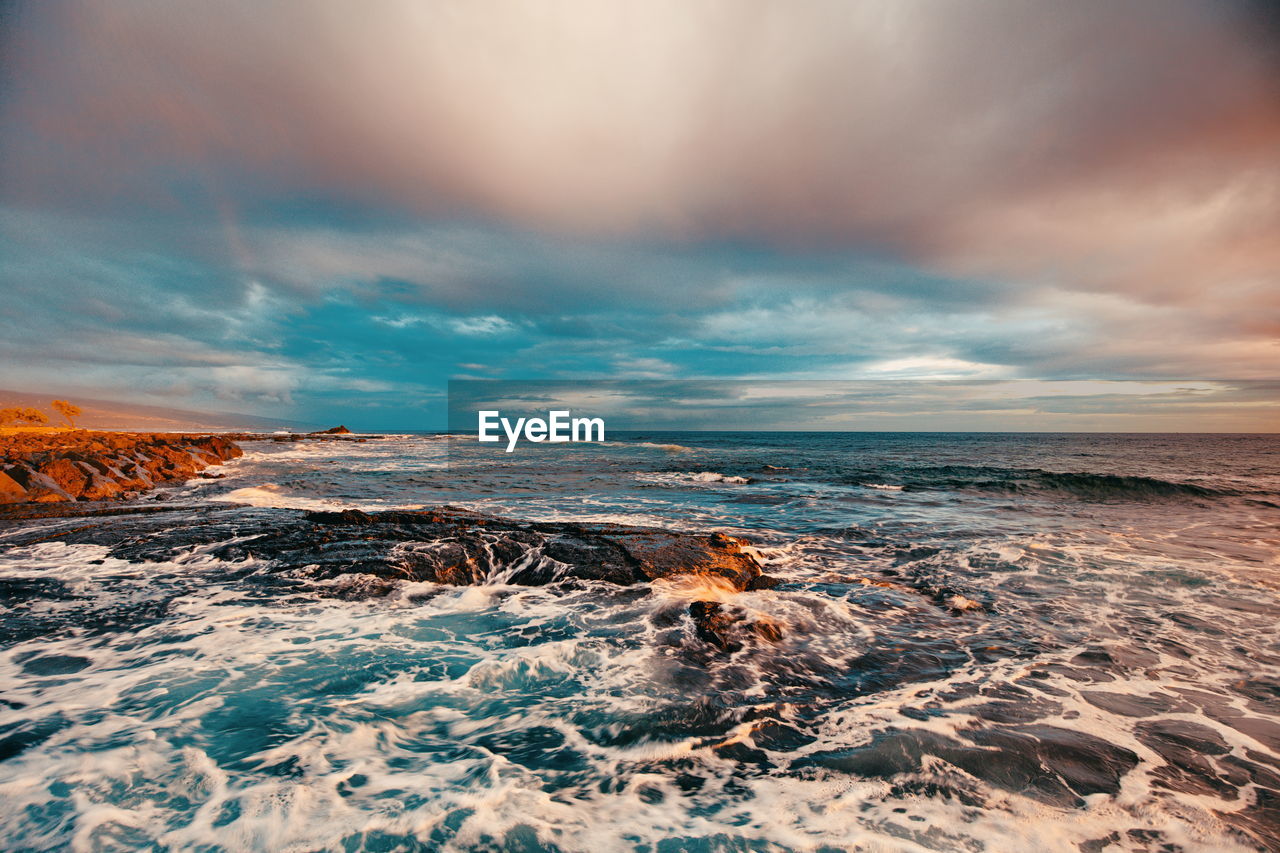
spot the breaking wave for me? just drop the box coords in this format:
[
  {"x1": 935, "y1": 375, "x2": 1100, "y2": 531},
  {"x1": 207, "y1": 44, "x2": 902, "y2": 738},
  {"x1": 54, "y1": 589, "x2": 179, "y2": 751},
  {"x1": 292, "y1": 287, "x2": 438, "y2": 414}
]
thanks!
[
  {"x1": 638, "y1": 471, "x2": 754, "y2": 486},
  {"x1": 2, "y1": 432, "x2": 1277, "y2": 851},
  {"x1": 915, "y1": 467, "x2": 1235, "y2": 501}
]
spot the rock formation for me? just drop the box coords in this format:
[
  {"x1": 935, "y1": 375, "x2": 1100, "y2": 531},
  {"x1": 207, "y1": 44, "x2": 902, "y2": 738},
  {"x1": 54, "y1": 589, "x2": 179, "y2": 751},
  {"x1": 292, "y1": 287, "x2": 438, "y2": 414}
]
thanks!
[
  {"x1": 71, "y1": 505, "x2": 778, "y2": 593},
  {"x1": 0, "y1": 432, "x2": 242, "y2": 503}
]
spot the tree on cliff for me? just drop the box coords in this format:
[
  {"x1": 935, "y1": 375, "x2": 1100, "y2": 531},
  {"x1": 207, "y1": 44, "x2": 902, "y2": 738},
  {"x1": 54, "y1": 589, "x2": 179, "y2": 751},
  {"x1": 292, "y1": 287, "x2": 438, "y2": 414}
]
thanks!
[
  {"x1": 52, "y1": 400, "x2": 82, "y2": 428},
  {"x1": 0, "y1": 407, "x2": 50, "y2": 427}
]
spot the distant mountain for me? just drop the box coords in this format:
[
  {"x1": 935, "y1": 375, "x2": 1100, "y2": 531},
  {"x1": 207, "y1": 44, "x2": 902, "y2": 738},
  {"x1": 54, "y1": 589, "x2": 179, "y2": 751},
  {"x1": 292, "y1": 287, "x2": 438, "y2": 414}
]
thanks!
[{"x1": 0, "y1": 389, "x2": 320, "y2": 432}]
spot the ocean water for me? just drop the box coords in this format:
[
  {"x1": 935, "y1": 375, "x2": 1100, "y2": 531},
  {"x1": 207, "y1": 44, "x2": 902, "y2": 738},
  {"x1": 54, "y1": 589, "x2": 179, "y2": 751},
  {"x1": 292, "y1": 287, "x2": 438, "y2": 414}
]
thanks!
[{"x1": 1, "y1": 432, "x2": 1278, "y2": 852}]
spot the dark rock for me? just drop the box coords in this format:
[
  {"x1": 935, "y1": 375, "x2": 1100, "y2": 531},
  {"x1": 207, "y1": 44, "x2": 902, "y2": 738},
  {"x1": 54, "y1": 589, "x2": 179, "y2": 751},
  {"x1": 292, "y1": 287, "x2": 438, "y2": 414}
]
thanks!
[
  {"x1": 2, "y1": 464, "x2": 33, "y2": 488},
  {"x1": 744, "y1": 573, "x2": 782, "y2": 590},
  {"x1": 84, "y1": 506, "x2": 769, "y2": 593},
  {"x1": 311, "y1": 425, "x2": 353, "y2": 434},
  {"x1": 0, "y1": 470, "x2": 26, "y2": 503},
  {"x1": 688, "y1": 600, "x2": 783, "y2": 652}
]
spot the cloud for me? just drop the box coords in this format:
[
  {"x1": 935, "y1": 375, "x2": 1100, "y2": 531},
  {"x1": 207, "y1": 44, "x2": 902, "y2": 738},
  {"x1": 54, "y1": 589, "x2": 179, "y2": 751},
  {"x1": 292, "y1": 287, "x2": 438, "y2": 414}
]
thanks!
[
  {"x1": 0, "y1": 1, "x2": 1276, "y2": 425},
  {"x1": 447, "y1": 379, "x2": 1280, "y2": 432},
  {"x1": 5, "y1": 2, "x2": 1275, "y2": 301},
  {"x1": 5, "y1": 2, "x2": 1276, "y2": 243}
]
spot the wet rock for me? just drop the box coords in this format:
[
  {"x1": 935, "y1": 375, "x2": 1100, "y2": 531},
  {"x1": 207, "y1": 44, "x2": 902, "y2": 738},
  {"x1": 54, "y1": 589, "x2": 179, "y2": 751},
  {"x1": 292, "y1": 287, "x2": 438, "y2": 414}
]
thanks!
[
  {"x1": 311, "y1": 425, "x2": 353, "y2": 434},
  {"x1": 688, "y1": 600, "x2": 784, "y2": 652},
  {"x1": 622, "y1": 530, "x2": 763, "y2": 589},
  {"x1": 73, "y1": 506, "x2": 769, "y2": 594},
  {"x1": 744, "y1": 573, "x2": 781, "y2": 590},
  {"x1": 0, "y1": 470, "x2": 26, "y2": 503},
  {"x1": 894, "y1": 562, "x2": 994, "y2": 613}
]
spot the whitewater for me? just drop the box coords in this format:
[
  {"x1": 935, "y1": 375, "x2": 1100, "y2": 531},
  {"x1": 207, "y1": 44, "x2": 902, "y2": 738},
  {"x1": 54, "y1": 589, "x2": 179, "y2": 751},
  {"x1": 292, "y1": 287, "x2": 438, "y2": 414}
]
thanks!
[{"x1": 1, "y1": 432, "x2": 1278, "y2": 852}]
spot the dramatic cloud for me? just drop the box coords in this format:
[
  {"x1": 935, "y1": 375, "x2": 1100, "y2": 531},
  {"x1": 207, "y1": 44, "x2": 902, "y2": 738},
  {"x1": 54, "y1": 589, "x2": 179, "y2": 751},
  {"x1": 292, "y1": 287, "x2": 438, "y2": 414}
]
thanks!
[
  {"x1": 0, "y1": 0, "x2": 1277, "y2": 426},
  {"x1": 448, "y1": 379, "x2": 1280, "y2": 433}
]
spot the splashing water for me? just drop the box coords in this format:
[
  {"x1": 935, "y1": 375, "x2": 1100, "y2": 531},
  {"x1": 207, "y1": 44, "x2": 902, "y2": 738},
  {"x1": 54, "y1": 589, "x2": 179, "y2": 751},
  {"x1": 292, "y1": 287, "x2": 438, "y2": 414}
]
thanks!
[{"x1": 2, "y1": 432, "x2": 1278, "y2": 851}]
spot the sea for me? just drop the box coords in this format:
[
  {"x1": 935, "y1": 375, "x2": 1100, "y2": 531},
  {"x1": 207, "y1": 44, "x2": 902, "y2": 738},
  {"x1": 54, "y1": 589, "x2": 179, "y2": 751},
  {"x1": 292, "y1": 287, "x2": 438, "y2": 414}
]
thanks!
[{"x1": 1, "y1": 432, "x2": 1278, "y2": 852}]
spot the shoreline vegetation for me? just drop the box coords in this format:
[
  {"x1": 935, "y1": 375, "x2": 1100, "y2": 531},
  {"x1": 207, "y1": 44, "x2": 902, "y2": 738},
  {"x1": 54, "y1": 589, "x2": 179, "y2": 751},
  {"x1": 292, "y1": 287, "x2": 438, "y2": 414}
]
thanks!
[{"x1": 0, "y1": 427, "x2": 363, "y2": 506}]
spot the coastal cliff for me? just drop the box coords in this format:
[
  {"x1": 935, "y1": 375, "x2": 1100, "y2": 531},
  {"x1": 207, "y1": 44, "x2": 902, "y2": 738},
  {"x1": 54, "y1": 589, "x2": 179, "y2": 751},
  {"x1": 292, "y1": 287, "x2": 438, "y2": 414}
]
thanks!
[{"x1": 0, "y1": 431, "x2": 244, "y2": 503}]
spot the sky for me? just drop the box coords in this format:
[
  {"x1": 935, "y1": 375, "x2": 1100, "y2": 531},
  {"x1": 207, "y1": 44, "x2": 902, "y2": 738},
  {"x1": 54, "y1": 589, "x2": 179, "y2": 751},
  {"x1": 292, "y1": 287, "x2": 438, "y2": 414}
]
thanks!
[{"x1": 1, "y1": 0, "x2": 1277, "y2": 430}]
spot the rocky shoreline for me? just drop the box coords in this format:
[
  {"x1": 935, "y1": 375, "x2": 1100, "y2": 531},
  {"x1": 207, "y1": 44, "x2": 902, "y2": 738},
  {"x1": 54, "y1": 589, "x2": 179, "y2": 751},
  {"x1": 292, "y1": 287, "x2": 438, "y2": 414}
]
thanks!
[
  {"x1": 0, "y1": 429, "x2": 364, "y2": 504},
  {"x1": 0, "y1": 500, "x2": 788, "y2": 651},
  {"x1": 0, "y1": 430, "x2": 779, "y2": 595},
  {"x1": 92, "y1": 505, "x2": 779, "y2": 593}
]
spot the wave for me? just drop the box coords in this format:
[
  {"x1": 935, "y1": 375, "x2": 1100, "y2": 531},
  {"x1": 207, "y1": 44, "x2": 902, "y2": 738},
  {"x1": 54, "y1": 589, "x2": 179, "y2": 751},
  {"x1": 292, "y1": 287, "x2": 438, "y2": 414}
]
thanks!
[
  {"x1": 601, "y1": 440, "x2": 696, "y2": 452},
  {"x1": 890, "y1": 466, "x2": 1236, "y2": 501},
  {"x1": 211, "y1": 483, "x2": 350, "y2": 510},
  {"x1": 637, "y1": 471, "x2": 754, "y2": 486},
  {"x1": 689, "y1": 471, "x2": 752, "y2": 484}
]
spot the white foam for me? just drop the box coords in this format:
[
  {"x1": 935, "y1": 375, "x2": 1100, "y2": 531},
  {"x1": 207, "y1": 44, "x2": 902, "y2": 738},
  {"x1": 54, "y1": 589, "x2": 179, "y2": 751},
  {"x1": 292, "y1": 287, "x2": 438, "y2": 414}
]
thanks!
[
  {"x1": 2, "y1": 434, "x2": 1276, "y2": 853},
  {"x1": 210, "y1": 483, "x2": 343, "y2": 510},
  {"x1": 637, "y1": 471, "x2": 752, "y2": 486}
]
